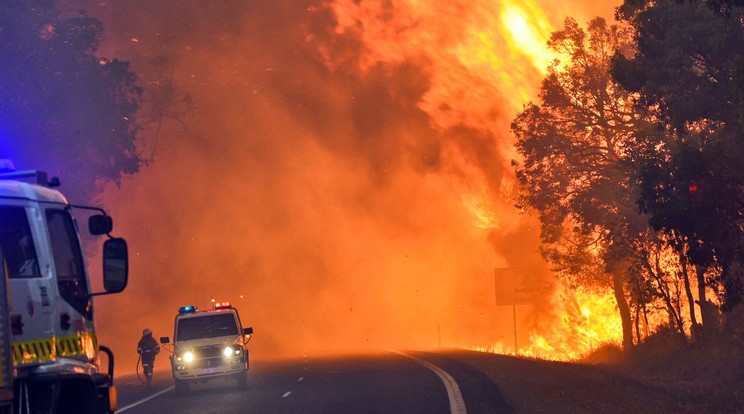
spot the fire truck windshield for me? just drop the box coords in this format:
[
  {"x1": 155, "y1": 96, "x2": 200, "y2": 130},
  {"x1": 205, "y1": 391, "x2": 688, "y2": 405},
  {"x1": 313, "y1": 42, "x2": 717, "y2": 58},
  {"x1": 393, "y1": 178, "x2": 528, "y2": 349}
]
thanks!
[
  {"x1": 176, "y1": 313, "x2": 239, "y2": 341},
  {"x1": 47, "y1": 208, "x2": 91, "y2": 319}
]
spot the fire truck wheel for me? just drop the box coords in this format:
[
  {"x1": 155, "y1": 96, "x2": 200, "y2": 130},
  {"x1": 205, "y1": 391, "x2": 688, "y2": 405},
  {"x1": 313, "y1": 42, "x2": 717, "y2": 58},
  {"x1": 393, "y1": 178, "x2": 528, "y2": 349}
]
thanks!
[{"x1": 58, "y1": 379, "x2": 99, "y2": 414}]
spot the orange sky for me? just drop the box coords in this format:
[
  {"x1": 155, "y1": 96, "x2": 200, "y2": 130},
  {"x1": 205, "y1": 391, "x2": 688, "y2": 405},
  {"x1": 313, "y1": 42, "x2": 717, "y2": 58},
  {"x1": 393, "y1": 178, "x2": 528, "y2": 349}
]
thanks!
[{"x1": 59, "y1": 0, "x2": 620, "y2": 372}]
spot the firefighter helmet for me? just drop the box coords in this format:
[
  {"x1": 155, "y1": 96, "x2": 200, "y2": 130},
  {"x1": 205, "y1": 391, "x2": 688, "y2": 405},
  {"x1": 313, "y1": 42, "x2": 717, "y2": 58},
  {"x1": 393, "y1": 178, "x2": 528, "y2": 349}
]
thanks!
[{"x1": 143, "y1": 328, "x2": 152, "y2": 337}]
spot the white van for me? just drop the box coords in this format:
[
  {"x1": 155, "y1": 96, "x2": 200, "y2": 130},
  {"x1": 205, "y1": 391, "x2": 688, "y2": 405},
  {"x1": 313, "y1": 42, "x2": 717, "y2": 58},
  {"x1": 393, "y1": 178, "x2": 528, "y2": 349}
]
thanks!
[{"x1": 160, "y1": 302, "x2": 253, "y2": 395}]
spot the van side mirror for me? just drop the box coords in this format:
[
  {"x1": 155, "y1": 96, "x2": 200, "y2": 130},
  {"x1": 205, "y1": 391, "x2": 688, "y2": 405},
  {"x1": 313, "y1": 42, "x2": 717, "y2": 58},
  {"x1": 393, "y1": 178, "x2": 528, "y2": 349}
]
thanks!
[
  {"x1": 160, "y1": 337, "x2": 170, "y2": 344},
  {"x1": 243, "y1": 327, "x2": 253, "y2": 335}
]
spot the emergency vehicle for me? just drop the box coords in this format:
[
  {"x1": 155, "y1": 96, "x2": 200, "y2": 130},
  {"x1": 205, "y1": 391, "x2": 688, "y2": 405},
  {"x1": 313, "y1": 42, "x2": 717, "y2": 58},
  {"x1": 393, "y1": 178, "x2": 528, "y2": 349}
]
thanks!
[
  {"x1": 0, "y1": 160, "x2": 128, "y2": 413},
  {"x1": 160, "y1": 302, "x2": 252, "y2": 395}
]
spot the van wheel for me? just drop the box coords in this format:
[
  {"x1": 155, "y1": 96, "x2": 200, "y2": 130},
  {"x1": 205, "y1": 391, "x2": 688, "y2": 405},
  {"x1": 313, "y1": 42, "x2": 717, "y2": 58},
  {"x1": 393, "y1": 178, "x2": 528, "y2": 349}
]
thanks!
[
  {"x1": 174, "y1": 379, "x2": 189, "y2": 396},
  {"x1": 236, "y1": 372, "x2": 247, "y2": 390}
]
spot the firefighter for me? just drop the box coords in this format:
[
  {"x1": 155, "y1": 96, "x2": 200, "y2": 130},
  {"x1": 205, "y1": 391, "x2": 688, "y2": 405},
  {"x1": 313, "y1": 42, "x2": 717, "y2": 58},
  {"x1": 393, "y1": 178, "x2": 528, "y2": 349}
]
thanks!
[{"x1": 137, "y1": 328, "x2": 160, "y2": 386}]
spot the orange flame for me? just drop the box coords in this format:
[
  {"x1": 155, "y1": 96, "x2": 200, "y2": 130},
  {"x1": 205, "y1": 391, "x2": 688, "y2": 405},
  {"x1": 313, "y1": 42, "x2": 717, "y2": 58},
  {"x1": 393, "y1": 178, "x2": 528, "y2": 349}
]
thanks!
[
  {"x1": 331, "y1": 0, "x2": 557, "y2": 125},
  {"x1": 330, "y1": 0, "x2": 625, "y2": 361},
  {"x1": 478, "y1": 284, "x2": 624, "y2": 360},
  {"x1": 329, "y1": 0, "x2": 563, "y2": 237},
  {"x1": 80, "y1": 0, "x2": 624, "y2": 369}
]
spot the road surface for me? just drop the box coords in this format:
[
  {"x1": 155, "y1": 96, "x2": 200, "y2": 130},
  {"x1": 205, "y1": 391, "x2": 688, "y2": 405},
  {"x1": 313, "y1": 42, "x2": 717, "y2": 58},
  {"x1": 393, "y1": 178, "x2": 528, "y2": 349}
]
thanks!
[{"x1": 114, "y1": 349, "x2": 712, "y2": 414}]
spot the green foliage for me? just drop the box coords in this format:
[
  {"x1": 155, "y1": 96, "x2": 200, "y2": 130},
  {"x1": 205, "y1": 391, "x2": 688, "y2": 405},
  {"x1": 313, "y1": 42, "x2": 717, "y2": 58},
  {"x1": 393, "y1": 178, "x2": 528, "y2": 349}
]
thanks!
[
  {"x1": 615, "y1": 0, "x2": 744, "y2": 129},
  {"x1": 0, "y1": 0, "x2": 143, "y2": 204},
  {"x1": 614, "y1": 0, "x2": 744, "y2": 310}
]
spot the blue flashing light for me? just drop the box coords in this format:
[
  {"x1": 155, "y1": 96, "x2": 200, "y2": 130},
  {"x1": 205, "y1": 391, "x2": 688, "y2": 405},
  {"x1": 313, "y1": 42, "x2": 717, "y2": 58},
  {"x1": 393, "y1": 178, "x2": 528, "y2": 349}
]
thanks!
[
  {"x1": 178, "y1": 305, "x2": 197, "y2": 314},
  {"x1": 0, "y1": 159, "x2": 15, "y2": 173}
]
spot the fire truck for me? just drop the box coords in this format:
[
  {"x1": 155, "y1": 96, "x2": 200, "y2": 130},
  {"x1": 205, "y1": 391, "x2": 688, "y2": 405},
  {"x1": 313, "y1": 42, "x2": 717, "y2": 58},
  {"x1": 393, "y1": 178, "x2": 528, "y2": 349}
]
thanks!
[{"x1": 0, "y1": 160, "x2": 129, "y2": 414}]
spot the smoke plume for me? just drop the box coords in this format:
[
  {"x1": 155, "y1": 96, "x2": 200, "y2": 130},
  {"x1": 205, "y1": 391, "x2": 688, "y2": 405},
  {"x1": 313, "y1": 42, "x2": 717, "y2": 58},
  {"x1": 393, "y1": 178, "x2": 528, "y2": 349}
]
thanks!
[{"x1": 58, "y1": 0, "x2": 618, "y2": 372}]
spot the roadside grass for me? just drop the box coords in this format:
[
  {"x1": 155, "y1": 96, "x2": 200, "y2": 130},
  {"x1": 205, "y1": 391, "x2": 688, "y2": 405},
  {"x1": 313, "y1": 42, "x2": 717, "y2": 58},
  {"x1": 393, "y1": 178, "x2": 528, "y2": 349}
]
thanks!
[{"x1": 582, "y1": 327, "x2": 744, "y2": 413}]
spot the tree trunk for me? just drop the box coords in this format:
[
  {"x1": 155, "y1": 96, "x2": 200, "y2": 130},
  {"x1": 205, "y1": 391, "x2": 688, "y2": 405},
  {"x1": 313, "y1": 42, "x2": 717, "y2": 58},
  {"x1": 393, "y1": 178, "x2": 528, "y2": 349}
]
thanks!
[
  {"x1": 612, "y1": 272, "x2": 633, "y2": 350},
  {"x1": 680, "y1": 257, "x2": 700, "y2": 341},
  {"x1": 695, "y1": 264, "x2": 707, "y2": 326},
  {"x1": 695, "y1": 264, "x2": 722, "y2": 334},
  {"x1": 634, "y1": 304, "x2": 641, "y2": 345},
  {"x1": 643, "y1": 255, "x2": 685, "y2": 336}
]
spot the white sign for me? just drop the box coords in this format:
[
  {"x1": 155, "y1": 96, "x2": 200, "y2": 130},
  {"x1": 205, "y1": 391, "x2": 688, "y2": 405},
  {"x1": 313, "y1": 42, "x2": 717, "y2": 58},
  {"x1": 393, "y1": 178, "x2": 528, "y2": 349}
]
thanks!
[{"x1": 494, "y1": 267, "x2": 553, "y2": 306}]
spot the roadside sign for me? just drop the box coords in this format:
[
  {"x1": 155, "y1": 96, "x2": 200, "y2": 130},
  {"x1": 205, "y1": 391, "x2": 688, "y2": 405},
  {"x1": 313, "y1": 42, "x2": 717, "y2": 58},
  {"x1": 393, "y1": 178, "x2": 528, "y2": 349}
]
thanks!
[{"x1": 494, "y1": 267, "x2": 552, "y2": 306}]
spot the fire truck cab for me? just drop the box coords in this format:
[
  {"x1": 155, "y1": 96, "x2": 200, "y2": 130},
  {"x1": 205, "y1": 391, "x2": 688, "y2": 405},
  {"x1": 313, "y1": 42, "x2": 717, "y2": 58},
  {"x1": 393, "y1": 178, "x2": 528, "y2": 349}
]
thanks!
[
  {"x1": 0, "y1": 161, "x2": 128, "y2": 413},
  {"x1": 160, "y1": 302, "x2": 253, "y2": 395}
]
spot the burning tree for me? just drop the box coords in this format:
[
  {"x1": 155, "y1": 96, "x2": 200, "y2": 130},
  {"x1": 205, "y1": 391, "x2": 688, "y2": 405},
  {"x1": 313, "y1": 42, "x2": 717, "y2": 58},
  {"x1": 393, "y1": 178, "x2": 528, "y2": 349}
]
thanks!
[{"x1": 511, "y1": 17, "x2": 673, "y2": 350}]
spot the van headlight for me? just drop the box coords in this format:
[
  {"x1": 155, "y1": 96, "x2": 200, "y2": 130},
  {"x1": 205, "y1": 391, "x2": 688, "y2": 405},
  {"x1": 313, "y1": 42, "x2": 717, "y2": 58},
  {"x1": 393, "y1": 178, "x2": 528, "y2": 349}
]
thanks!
[
  {"x1": 223, "y1": 345, "x2": 242, "y2": 357},
  {"x1": 175, "y1": 350, "x2": 194, "y2": 364}
]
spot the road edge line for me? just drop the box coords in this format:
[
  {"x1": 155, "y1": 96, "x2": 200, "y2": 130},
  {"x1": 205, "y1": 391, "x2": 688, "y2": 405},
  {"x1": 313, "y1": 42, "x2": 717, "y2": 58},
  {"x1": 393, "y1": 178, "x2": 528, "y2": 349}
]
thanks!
[
  {"x1": 390, "y1": 350, "x2": 467, "y2": 414},
  {"x1": 117, "y1": 385, "x2": 175, "y2": 412}
]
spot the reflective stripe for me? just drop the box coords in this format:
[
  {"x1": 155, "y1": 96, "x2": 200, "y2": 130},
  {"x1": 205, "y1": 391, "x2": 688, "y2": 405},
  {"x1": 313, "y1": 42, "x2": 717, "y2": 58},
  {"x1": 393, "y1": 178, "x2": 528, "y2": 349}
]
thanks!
[{"x1": 12, "y1": 333, "x2": 98, "y2": 365}]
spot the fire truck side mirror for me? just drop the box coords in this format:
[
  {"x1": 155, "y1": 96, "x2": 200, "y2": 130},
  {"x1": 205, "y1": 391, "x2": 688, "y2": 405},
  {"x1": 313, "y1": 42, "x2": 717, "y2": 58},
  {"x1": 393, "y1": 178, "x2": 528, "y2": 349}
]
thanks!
[
  {"x1": 103, "y1": 238, "x2": 128, "y2": 293},
  {"x1": 89, "y1": 214, "x2": 113, "y2": 235},
  {"x1": 160, "y1": 337, "x2": 170, "y2": 344},
  {"x1": 244, "y1": 327, "x2": 253, "y2": 335}
]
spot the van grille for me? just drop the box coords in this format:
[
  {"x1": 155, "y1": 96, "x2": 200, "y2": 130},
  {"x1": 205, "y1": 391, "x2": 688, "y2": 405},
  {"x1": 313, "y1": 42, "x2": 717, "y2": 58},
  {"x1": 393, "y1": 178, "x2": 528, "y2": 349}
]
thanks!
[{"x1": 195, "y1": 345, "x2": 223, "y2": 359}]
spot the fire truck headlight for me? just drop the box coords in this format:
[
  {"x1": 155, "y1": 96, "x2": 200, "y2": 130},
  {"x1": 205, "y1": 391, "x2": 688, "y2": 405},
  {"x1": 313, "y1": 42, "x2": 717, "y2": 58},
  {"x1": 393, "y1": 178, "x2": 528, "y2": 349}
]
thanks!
[{"x1": 183, "y1": 351, "x2": 194, "y2": 363}]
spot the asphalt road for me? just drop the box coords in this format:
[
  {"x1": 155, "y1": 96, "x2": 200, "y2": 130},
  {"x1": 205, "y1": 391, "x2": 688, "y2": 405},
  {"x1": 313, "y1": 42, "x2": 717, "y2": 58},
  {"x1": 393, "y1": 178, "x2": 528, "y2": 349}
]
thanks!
[
  {"x1": 114, "y1": 350, "x2": 511, "y2": 414},
  {"x1": 114, "y1": 348, "x2": 723, "y2": 414}
]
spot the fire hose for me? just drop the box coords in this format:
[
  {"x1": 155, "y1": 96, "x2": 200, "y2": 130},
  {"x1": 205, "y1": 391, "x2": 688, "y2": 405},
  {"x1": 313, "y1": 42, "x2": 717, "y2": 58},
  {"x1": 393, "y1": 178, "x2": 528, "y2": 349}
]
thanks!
[
  {"x1": 135, "y1": 353, "x2": 144, "y2": 384},
  {"x1": 137, "y1": 349, "x2": 158, "y2": 385}
]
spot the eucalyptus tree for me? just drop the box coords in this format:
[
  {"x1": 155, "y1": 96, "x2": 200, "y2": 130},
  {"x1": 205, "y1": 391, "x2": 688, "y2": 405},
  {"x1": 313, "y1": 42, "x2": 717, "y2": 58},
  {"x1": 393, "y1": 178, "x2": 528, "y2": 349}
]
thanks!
[
  {"x1": 614, "y1": 0, "x2": 744, "y2": 318},
  {"x1": 512, "y1": 17, "x2": 667, "y2": 349}
]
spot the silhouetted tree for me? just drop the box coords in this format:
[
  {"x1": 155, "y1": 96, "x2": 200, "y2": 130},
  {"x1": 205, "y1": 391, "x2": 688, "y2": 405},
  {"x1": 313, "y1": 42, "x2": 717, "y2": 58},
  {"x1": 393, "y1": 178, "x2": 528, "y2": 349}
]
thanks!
[
  {"x1": 0, "y1": 0, "x2": 142, "y2": 204},
  {"x1": 614, "y1": 0, "x2": 744, "y2": 316},
  {"x1": 512, "y1": 17, "x2": 675, "y2": 349},
  {"x1": 141, "y1": 55, "x2": 194, "y2": 163}
]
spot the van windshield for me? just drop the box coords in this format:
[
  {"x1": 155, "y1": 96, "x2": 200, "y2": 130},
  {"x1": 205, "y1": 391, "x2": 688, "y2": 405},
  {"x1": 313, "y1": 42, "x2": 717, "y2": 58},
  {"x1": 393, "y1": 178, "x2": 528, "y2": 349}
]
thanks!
[{"x1": 176, "y1": 313, "x2": 239, "y2": 341}]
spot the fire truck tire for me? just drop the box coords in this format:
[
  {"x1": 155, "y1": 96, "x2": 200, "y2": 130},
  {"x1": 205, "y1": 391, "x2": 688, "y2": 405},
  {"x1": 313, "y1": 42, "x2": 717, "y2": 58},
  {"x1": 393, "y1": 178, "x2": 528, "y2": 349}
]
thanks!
[
  {"x1": 58, "y1": 379, "x2": 100, "y2": 414},
  {"x1": 174, "y1": 379, "x2": 189, "y2": 396}
]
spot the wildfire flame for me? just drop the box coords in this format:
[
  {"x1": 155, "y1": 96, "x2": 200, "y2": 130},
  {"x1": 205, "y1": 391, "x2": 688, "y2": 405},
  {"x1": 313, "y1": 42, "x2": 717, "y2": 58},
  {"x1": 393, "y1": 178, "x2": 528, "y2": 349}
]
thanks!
[
  {"x1": 330, "y1": 0, "x2": 625, "y2": 361},
  {"x1": 478, "y1": 284, "x2": 624, "y2": 360},
  {"x1": 75, "y1": 0, "x2": 625, "y2": 368},
  {"x1": 330, "y1": 0, "x2": 556, "y2": 125}
]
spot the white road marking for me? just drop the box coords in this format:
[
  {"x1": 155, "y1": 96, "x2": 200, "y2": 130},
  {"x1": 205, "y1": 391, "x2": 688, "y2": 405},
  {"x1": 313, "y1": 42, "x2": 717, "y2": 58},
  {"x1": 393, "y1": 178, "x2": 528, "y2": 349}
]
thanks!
[
  {"x1": 117, "y1": 386, "x2": 175, "y2": 412},
  {"x1": 391, "y1": 350, "x2": 467, "y2": 414},
  {"x1": 298, "y1": 377, "x2": 304, "y2": 382},
  {"x1": 282, "y1": 391, "x2": 293, "y2": 398}
]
